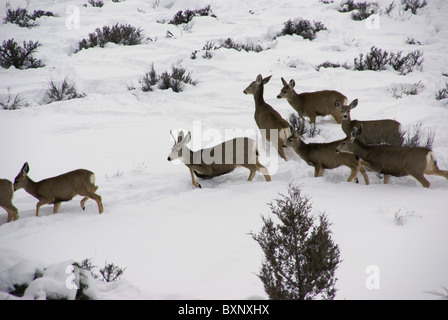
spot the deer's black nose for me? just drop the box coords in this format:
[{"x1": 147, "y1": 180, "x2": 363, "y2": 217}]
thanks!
[{"x1": 167, "y1": 156, "x2": 171, "y2": 161}]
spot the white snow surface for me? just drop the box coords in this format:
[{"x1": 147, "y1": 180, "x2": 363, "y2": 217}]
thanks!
[{"x1": 0, "y1": 0, "x2": 448, "y2": 300}]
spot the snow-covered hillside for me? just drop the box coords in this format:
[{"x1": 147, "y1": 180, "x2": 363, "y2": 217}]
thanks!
[{"x1": 0, "y1": 0, "x2": 447, "y2": 300}]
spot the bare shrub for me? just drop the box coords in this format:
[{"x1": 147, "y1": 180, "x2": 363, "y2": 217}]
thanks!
[
  {"x1": 0, "y1": 39, "x2": 45, "y2": 69},
  {"x1": 76, "y1": 23, "x2": 143, "y2": 52},
  {"x1": 140, "y1": 64, "x2": 197, "y2": 93},
  {"x1": 279, "y1": 19, "x2": 327, "y2": 41},
  {"x1": 45, "y1": 77, "x2": 86, "y2": 103}
]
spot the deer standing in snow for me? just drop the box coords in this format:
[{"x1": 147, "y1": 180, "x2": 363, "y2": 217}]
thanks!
[
  {"x1": 334, "y1": 99, "x2": 402, "y2": 146},
  {"x1": 277, "y1": 77, "x2": 347, "y2": 124},
  {"x1": 283, "y1": 132, "x2": 369, "y2": 184},
  {"x1": 13, "y1": 162, "x2": 103, "y2": 216},
  {"x1": 336, "y1": 127, "x2": 448, "y2": 188},
  {"x1": 167, "y1": 131, "x2": 271, "y2": 188},
  {"x1": 244, "y1": 74, "x2": 292, "y2": 161},
  {"x1": 0, "y1": 179, "x2": 19, "y2": 222}
]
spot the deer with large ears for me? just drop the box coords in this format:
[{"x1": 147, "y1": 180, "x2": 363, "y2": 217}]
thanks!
[
  {"x1": 13, "y1": 162, "x2": 103, "y2": 216},
  {"x1": 167, "y1": 131, "x2": 271, "y2": 188},
  {"x1": 243, "y1": 74, "x2": 292, "y2": 161},
  {"x1": 277, "y1": 77, "x2": 347, "y2": 124},
  {"x1": 334, "y1": 99, "x2": 403, "y2": 146},
  {"x1": 0, "y1": 179, "x2": 19, "y2": 222},
  {"x1": 336, "y1": 126, "x2": 448, "y2": 188}
]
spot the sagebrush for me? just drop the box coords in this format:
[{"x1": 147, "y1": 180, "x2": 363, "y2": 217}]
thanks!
[
  {"x1": 279, "y1": 19, "x2": 327, "y2": 41},
  {"x1": 3, "y1": 7, "x2": 54, "y2": 28},
  {"x1": 354, "y1": 46, "x2": 423, "y2": 74},
  {"x1": 168, "y1": 5, "x2": 216, "y2": 25},
  {"x1": 140, "y1": 64, "x2": 197, "y2": 93},
  {"x1": 0, "y1": 89, "x2": 29, "y2": 110},
  {"x1": 45, "y1": 77, "x2": 86, "y2": 103},
  {"x1": 76, "y1": 23, "x2": 143, "y2": 52},
  {"x1": 0, "y1": 39, "x2": 45, "y2": 69}
]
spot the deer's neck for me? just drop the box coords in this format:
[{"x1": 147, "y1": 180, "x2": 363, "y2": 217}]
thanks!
[
  {"x1": 254, "y1": 87, "x2": 266, "y2": 107},
  {"x1": 288, "y1": 91, "x2": 302, "y2": 108},
  {"x1": 353, "y1": 139, "x2": 373, "y2": 160},
  {"x1": 23, "y1": 177, "x2": 40, "y2": 200},
  {"x1": 291, "y1": 137, "x2": 310, "y2": 159},
  {"x1": 341, "y1": 119, "x2": 352, "y2": 135}
]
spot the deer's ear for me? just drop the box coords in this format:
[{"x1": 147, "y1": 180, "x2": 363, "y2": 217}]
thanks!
[
  {"x1": 184, "y1": 131, "x2": 192, "y2": 144},
  {"x1": 281, "y1": 77, "x2": 288, "y2": 86},
  {"x1": 263, "y1": 75, "x2": 272, "y2": 84},
  {"x1": 256, "y1": 74, "x2": 263, "y2": 84},
  {"x1": 357, "y1": 124, "x2": 363, "y2": 136},
  {"x1": 334, "y1": 100, "x2": 341, "y2": 108},
  {"x1": 350, "y1": 99, "x2": 358, "y2": 109},
  {"x1": 350, "y1": 128, "x2": 357, "y2": 140},
  {"x1": 289, "y1": 79, "x2": 295, "y2": 88},
  {"x1": 21, "y1": 162, "x2": 29, "y2": 174}
]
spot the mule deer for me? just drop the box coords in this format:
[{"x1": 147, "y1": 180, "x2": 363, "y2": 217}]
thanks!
[
  {"x1": 277, "y1": 77, "x2": 347, "y2": 124},
  {"x1": 244, "y1": 74, "x2": 292, "y2": 161},
  {"x1": 13, "y1": 163, "x2": 103, "y2": 216},
  {"x1": 334, "y1": 99, "x2": 402, "y2": 146},
  {"x1": 0, "y1": 179, "x2": 19, "y2": 222},
  {"x1": 336, "y1": 127, "x2": 448, "y2": 188},
  {"x1": 167, "y1": 131, "x2": 271, "y2": 188},
  {"x1": 283, "y1": 132, "x2": 369, "y2": 184}
]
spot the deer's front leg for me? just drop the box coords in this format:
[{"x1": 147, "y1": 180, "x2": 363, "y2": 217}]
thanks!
[{"x1": 189, "y1": 168, "x2": 202, "y2": 188}]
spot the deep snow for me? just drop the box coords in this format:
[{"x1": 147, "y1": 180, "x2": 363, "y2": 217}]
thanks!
[{"x1": 0, "y1": 0, "x2": 447, "y2": 300}]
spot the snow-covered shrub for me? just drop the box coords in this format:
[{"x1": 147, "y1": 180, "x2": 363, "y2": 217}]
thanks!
[
  {"x1": 251, "y1": 184, "x2": 341, "y2": 300},
  {"x1": 402, "y1": 122, "x2": 435, "y2": 149},
  {"x1": 338, "y1": 1, "x2": 379, "y2": 21},
  {"x1": 219, "y1": 38, "x2": 264, "y2": 53},
  {"x1": 354, "y1": 46, "x2": 423, "y2": 74},
  {"x1": 140, "y1": 64, "x2": 197, "y2": 93},
  {"x1": 388, "y1": 81, "x2": 424, "y2": 99},
  {"x1": 354, "y1": 46, "x2": 389, "y2": 71},
  {"x1": 389, "y1": 50, "x2": 423, "y2": 75},
  {"x1": 0, "y1": 88, "x2": 29, "y2": 110},
  {"x1": 159, "y1": 66, "x2": 197, "y2": 92},
  {"x1": 140, "y1": 63, "x2": 159, "y2": 91},
  {"x1": 192, "y1": 38, "x2": 265, "y2": 59},
  {"x1": 279, "y1": 19, "x2": 327, "y2": 41},
  {"x1": 435, "y1": 82, "x2": 448, "y2": 101},
  {"x1": 168, "y1": 5, "x2": 216, "y2": 25},
  {"x1": 76, "y1": 23, "x2": 143, "y2": 52},
  {"x1": 99, "y1": 263, "x2": 126, "y2": 283},
  {"x1": 401, "y1": 0, "x2": 427, "y2": 14},
  {"x1": 74, "y1": 259, "x2": 126, "y2": 299},
  {"x1": 0, "y1": 39, "x2": 45, "y2": 69},
  {"x1": 86, "y1": 0, "x2": 104, "y2": 7},
  {"x1": 3, "y1": 7, "x2": 54, "y2": 28},
  {"x1": 405, "y1": 37, "x2": 422, "y2": 45},
  {"x1": 45, "y1": 77, "x2": 86, "y2": 103},
  {"x1": 289, "y1": 113, "x2": 322, "y2": 138},
  {"x1": 315, "y1": 61, "x2": 351, "y2": 71}
]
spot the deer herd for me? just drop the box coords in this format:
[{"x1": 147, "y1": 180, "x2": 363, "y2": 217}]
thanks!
[{"x1": 1, "y1": 74, "x2": 448, "y2": 222}]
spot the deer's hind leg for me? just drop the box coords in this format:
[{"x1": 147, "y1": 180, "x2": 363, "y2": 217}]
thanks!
[
  {"x1": 1, "y1": 204, "x2": 18, "y2": 222},
  {"x1": 79, "y1": 191, "x2": 103, "y2": 214},
  {"x1": 53, "y1": 202, "x2": 61, "y2": 214},
  {"x1": 411, "y1": 173, "x2": 431, "y2": 188}
]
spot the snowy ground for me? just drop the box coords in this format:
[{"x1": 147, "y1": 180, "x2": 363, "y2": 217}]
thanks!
[{"x1": 0, "y1": 0, "x2": 448, "y2": 300}]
